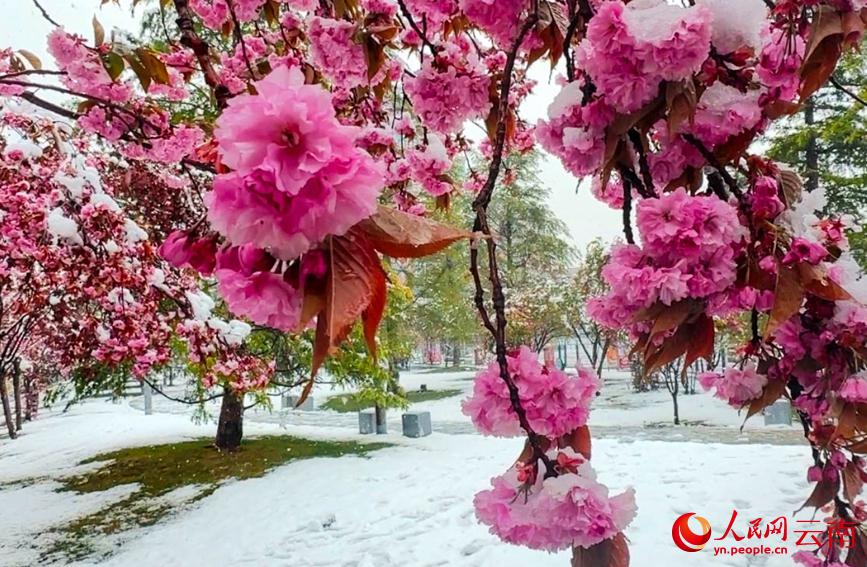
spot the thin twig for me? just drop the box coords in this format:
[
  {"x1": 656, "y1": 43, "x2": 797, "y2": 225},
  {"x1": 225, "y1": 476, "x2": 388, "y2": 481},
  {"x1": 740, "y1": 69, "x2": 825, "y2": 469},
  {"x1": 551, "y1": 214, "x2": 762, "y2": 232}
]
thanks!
[
  {"x1": 682, "y1": 133, "x2": 743, "y2": 199},
  {"x1": 829, "y1": 76, "x2": 867, "y2": 107},
  {"x1": 469, "y1": 8, "x2": 557, "y2": 479},
  {"x1": 32, "y1": 0, "x2": 61, "y2": 27}
]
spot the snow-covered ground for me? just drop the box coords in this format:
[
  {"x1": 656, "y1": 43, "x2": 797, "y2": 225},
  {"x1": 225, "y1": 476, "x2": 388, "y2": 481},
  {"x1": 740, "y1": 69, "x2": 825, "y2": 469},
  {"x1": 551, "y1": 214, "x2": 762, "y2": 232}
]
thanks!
[{"x1": 0, "y1": 367, "x2": 815, "y2": 566}]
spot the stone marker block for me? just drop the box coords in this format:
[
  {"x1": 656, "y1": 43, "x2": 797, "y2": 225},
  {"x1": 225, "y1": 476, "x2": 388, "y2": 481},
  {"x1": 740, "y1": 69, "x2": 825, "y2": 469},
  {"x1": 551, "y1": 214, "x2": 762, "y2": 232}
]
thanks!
[
  {"x1": 402, "y1": 411, "x2": 432, "y2": 438},
  {"x1": 419, "y1": 384, "x2": 428, "y2": 392},
  {"x1": 359, "y1": 409, "x2": 376, "y2": 435},
  {"x1": 283, "y1": 394, "x2": 315, "y2": 411},
  {"x1": 764, "y1": 399, "x2": 792, "y2": 426}
]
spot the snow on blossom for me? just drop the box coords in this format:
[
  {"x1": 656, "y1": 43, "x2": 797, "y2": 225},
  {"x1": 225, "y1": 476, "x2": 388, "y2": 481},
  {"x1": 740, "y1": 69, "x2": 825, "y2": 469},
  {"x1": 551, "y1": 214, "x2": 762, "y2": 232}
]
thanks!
[
  {"x1": 407, "y1": 134, "x2": 453, "y2": 196},
  {"x1": 404, "y1": 48, "x2": 491, "y2": 135},
  {"x1": 308, "y1": 17, "x2": 368, "y2": 89},
  {"x1": 698, "y1": 363, "x2": 768, "y2": 407},
  {"x1": 46, "y1": 208, "x2": 83, "y2": 245},
  {"x1": 688, "y1": 83, "x2": 764, "y2": 148},
  {"x1": 576, "y1": 0, "x2": 712, "y2": 113},
  {"x1": 474, "y1": 456, "x2": 636, "y2": 551},
  {"x1": 209, "y1": 66, "x2": 383, "y2": 260},
  {"x1": 186, "y1": 289, "x2": 216, "y2": 321},
  {"x1": 697, "y1": 0, "x2": 767, "y2": 54},
  {"x1": 462, "y1": 346, "x2": 599, "y2": 438},
  {"x1": 537, "y1": 85, "x2": 614, "y2": 177}
]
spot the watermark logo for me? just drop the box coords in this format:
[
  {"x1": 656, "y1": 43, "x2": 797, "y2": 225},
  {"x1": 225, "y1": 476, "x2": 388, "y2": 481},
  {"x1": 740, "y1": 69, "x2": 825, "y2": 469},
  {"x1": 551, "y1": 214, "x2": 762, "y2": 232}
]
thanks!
[{"x1": 672, "y1": 512, "x2": 712, "y2": 552}]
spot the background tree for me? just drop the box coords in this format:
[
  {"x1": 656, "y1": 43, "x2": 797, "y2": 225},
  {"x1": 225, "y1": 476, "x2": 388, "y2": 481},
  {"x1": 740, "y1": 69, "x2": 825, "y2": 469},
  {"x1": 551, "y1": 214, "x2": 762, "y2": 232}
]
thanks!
[
  {"x1": 562, "y1": 239, "x2": 617, "y2": 378},
  {"x1": 767, "y1": 50, "x2": 867, "y2": 266},
  {"x1": 485, "y1": 151, "x2": 576, "y2": 352}
]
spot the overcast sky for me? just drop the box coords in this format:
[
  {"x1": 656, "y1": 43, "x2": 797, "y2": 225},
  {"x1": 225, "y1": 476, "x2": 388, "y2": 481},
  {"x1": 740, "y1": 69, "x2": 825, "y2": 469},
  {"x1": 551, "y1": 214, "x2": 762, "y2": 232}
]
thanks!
[{"x1": 2, "y1": 0, "x2": 623, "y2": 251}]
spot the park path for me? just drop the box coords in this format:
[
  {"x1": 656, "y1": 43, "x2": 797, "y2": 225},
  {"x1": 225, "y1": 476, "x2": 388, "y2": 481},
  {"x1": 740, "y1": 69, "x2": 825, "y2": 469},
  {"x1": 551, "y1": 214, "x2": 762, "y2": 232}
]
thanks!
[{"x1": 129, "y1": 389, "x2": 807, "y2": 447}]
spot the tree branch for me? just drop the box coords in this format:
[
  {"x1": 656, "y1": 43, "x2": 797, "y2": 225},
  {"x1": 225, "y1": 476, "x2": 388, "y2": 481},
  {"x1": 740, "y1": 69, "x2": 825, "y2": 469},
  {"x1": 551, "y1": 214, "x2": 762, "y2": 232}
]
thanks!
[{"x1": 172, "y1": 0, "x2": 231, "y2": 110}]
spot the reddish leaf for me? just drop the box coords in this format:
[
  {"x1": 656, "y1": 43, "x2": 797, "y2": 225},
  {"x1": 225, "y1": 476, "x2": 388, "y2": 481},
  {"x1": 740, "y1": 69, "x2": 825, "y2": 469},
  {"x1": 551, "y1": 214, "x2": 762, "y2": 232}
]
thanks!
[
  {"x1": 309, "y1": 232, "x2": 387, "y2": 377},
  {"x1": 665, "y1": 80, "x2": 697, "y2": 136},
  {"x1": 355, "y1": 206, "x2": 471, "y2": 258},
  {"x1": 568, "y1": 425, "x2": 592, "y2": 460},
  {"x1": 649, "y1": 300, "x2": 696, "y2": 338},
  {"x1": 644, "y1": 324, "x2": 691, "y2": 376},
  {"x1": 796, "y1": 478, "x2": 839, "y2": 513},
  {"x1": 744, "y1": 379, "x2": 788, "y2": 423},
  {"x1": 798, "y1": 264, "x2": 852, "y2": 301},
  {"x1": 798, "y1": 6, "x2": 864, "y2": 100},
  {"x1": 361, "y1": 263, "x2": 387, "y2": 360},
  {"x1": 843, "y1": 462, "x2": 864, "y2": 502},
  {"x1": 295, "y1": 375, "x2": 315, "y2": 408},
  {"x1": 684, "y1": 314, "x2": 714, "y2": 369},
  {"x1": 765, "y1": 265, "x2": 804, "y2": 340},
  {"x1": 833, "y1": 403, "x2": 858, "y2": 442},
  {"x1": 572, "y1": 532, "x2": 629, "y2": 567}
]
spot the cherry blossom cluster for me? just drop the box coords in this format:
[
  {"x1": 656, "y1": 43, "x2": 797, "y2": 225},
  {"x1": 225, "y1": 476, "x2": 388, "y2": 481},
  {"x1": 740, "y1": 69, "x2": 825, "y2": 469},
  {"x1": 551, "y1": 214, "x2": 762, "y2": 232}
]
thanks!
[
  {"x1": 463, "y1": 346, "x2": 600, "y2": 438},
  {"x1": 474, "y1": 449, "x2": 637, "y2": 552},
  {"x1": 587, "y1": 189, "x2": 747, "y2": 330}
]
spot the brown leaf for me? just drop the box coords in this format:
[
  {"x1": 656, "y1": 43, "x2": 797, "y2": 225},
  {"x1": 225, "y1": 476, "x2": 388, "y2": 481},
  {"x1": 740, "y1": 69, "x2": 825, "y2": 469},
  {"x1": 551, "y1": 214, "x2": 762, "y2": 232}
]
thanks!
[
  {"x1": 778, "y1": 166, "x2": 804, "y2": 208},
  {"x1": 798, "y1": 264, "x2": 852, "y2": 301},
  {"x1": 845, "y1": 529, "x2": 867, "y2": 566},
  {"x1": 684, "y1": 314, "x2": 714, "y2": 369},
  {"x1": 765, "y1": 265, "x2": 804, "y2": 339},
  {"x1": 796, "y1": 478, "x2": 839, "y2": 513},
  {"x1": 745, "y1": 379, "x2": 788, "y2": 422},
  {"x1": 361, "y1": 263, "x2": 387, "y2": 360},
  {"x1": 665, "y1": 80, "x2": 697, "y2": 136},
  {"x1": 798, "y1": 6, "x2": 863, "y2": 100},
  {"x1": 123, "y1": 51, "x2": 151, "y2": 91},
  {"x1": 644, "y1": 324, "x2": 691, "y2": 376},
  {"x1": 295, "y1": 376, "x2": 315, "y2": 408},
  {"x1": 843, "y1": 462, "x2": 864, "y2": 502},
  {"x1": 568, "y1": 425, "x2": 592, "y2": 460},
  {"x1": 649, "y1": 300, "x2": 696, "y2": 338},
  {"x1": 93, "y1": 15, "x2": 106, "y2": 46},
  {"x1": 136, "y1": 48, "x2": 170, "y2": 85},
  {"x1": 572, "y1": 532, "x2": 629, "y2": 567},
  {"x1": 310, "y1": 232, "x2": 387, "y2": 377},
  {"x1": 17, "y1": 49, "x2": 42, "y2": 70},
  {"x1": 355, "y1": 206, "x2": 471, "y2": 258}
]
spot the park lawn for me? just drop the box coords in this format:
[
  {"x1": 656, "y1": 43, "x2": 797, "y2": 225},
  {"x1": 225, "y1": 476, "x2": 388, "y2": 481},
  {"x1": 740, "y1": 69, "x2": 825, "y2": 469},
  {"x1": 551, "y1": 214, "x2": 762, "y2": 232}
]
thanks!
[
  {"x1": 321, "y1": 389, "x2": 463, "y2": 413},
  {"x1": 44, "y1": 436, "x2": 388, "y2": 563}
]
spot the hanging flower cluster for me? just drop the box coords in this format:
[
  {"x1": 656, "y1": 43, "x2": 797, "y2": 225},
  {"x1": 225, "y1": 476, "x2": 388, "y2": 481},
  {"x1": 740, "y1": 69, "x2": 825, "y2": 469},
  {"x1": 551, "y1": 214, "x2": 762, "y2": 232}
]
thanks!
[{"x1": 463, "y1": 346, "x2": 600, "y2": 438}]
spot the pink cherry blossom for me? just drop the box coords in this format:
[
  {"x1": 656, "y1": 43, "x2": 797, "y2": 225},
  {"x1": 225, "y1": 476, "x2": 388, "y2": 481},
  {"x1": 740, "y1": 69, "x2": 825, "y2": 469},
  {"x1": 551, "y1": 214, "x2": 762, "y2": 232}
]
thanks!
[{"x1": 462, "y1": 346, "x2": 600, "y2": 438}]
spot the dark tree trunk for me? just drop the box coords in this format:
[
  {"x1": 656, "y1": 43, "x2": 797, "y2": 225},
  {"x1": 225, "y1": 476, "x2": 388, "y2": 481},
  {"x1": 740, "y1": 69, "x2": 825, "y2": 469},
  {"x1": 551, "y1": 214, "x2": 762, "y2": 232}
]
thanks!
[
  {"x1": 671, "y1": 391, "x2": 680, "y2": 425},
  {"x1": 215, "y1": 388, "x2": 244, "y2": 452},
  {"x1": 24, "y1": 375, "x2": 36, "y2": 421},
  {"x1": 13, "y1": 362, "x2": 22, "y2": 432},
  {"x1": 452, "y1": 343, "x2": 461, "y2": 367},
  {"x1": 804, "y1": 98, "x2": 820, "y2": 193},
  {"x1": 0, "y1": 370, "x2": 17, "y2": 439},
  {"x1": 374, "y1": 405, "x2": 387, "y2": 434}
]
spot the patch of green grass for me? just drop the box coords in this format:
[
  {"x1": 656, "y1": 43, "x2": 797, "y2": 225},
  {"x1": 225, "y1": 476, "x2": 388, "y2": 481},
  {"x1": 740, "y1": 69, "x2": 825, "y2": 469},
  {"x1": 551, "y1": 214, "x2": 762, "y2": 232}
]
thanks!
[
  {"x1": 64, "y1": 436, "x2": 386, "y2": 495},
  {"x1": 42, "y1": 436, "x2": 388, "y2": 564},
  {"x1": 321, "y1": 389, "x2": 463, "y2": 413}
]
